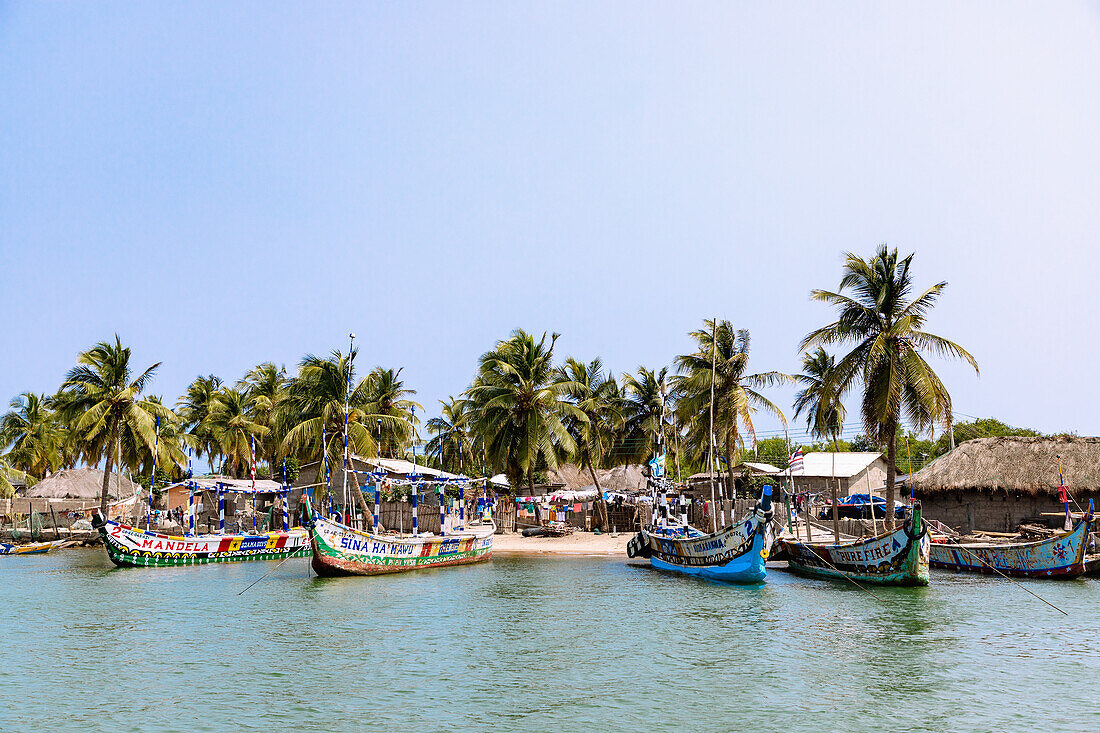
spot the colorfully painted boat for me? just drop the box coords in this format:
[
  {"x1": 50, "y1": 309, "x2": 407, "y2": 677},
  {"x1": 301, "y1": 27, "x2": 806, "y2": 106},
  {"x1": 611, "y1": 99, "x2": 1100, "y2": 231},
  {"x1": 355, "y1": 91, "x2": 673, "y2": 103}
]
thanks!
[
  {"x1": 929, "y1": 512, "x2": 1093, "y2": 579},
  {"x1": 780, "y1": 504, "x2": 929, "y2": 586},
  {"x1": 92, "y1": 514, "x2": 308, "y2": 568},
  {"x1": 0, "y1": 541, "x2": 60, "y2": 555},
  {"x1": 307, "y1": 513, "x2": 495, "y2": 576},
  {"x1": 626, "y1": 486, "x2": 774, "y2": 583}
]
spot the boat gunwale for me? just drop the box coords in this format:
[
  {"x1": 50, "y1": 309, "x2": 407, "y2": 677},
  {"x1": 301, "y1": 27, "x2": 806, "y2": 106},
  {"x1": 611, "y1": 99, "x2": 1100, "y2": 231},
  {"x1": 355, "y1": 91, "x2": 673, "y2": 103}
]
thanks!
[
  {"x1": 311, "y1": 514, "x2": 497, "y2": 545},
  {"x1": 929, "y1": 519, "x2": 1087, "y2": 552}
]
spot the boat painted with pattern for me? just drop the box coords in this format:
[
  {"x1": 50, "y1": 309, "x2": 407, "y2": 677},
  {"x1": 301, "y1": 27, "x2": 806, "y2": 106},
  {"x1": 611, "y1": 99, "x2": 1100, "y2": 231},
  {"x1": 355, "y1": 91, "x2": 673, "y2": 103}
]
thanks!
[
  {"x1": 929, "y1": 513, "x2": 1093, "y2": 578},
  {"x1": 0, "y1": 541, "x2": 60, "y2": 555},
  {"x1": 781, "y1": 505, "x2": 929, "y2": 586},
  {"x1": 308, "y1": 514, "x2": 494, "y2": 576},
  {"x1": 92, "y1": 515, "x2": 308, "y2": 568},
  {"x1": 628, "y1": 488, "x2": 774, "y2": 583}
]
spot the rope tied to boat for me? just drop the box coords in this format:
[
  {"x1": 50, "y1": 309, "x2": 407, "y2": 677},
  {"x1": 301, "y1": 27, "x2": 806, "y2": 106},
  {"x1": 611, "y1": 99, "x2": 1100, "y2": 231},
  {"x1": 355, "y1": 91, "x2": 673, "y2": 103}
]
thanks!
[
  {"x1": 796, "y1": 543, "x2": 884, "y2": 602},
  {"x1": 944, "y1": 540, "x2": 1069, "y2": 616},
  {"x1": 237, "y1": 540, "x2": 309, "y2": 596}
]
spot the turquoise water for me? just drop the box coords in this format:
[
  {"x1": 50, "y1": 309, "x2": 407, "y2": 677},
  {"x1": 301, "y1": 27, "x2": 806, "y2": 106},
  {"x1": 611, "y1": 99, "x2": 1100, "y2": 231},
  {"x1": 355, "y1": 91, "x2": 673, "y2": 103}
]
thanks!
[{"x1": 3, "y1": 549, "x2": 1099, "y2": 732}]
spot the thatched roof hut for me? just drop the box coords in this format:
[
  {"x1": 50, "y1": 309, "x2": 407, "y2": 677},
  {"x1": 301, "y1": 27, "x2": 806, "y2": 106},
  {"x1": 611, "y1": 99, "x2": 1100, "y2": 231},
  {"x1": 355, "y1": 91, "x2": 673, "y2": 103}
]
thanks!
[
  {"x1": 24, "y1": 468, "x2": 141, "y2": 500},
  {"x1": 552, "y1": 464, "x2": 646, "y2": 493},
  {"x1": 910, "y1": 436, "x2": 1100, "y2": 495}
]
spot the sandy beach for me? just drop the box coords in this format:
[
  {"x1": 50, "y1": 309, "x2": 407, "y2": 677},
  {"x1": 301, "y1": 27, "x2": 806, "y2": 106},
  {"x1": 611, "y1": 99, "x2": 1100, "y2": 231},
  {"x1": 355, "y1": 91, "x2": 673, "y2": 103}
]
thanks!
[{"x1": 492, "y1": 531, "x2": 631, "y2": 556}]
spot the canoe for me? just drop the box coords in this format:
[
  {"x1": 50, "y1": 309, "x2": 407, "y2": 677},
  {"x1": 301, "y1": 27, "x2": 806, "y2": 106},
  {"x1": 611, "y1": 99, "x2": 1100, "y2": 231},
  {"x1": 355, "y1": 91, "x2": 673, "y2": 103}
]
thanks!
[
  {"x1": 308, "y1": 514, "x2": 495, "y2": 576},
  {"x1": 0, "y1": 541, "x2": 60, "y2": 555},
  {"x1": 929, "y1": 513, "x2": 1093, "y2": 579},
  {"x1": 780, "y1": 504, "x2": 929, "y2": 586},
  {"x1": 92, "y1": 514, "x2": 308, "y2": 568},
  {"x1": 626, "y1": 487, "x2": 774, "y2": 583}
]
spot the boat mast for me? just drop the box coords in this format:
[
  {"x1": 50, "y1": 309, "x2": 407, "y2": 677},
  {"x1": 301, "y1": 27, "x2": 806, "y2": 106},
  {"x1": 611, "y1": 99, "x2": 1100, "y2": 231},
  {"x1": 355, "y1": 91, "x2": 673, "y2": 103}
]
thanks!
[
  {"x1": 147, "y1": 415, "x2": 159, "y2": 530},
  {"x1": 343, "y1": 333, "x2": 355, "y2": 525},
  {"x1": 321, "y1": 417, "x2": 330, "y2": 517},
  {"x1": 708, "y1": 318, "x2": 718, "y2": 533},
  {"x1": 831, "y1": 436, "x2": 839, "y2": 543}
]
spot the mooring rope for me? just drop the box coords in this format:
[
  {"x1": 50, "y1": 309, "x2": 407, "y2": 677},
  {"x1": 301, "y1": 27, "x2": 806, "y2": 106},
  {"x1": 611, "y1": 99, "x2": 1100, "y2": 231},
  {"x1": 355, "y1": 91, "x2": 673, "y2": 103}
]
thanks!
[
  {"x1": 946, "y1": 541, "x2": 1069, "y2": 616},
  {"x1": 796, "y1": 542, "x2": 884, "y2": 602},
  {"x1": 237, "y1": 544, "x2": 307, "y2": 596}
]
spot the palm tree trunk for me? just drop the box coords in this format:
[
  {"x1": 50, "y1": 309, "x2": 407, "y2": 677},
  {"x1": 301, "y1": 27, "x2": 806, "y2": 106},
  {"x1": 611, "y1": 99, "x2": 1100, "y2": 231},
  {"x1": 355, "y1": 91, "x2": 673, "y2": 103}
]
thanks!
[
  {"x1": 99, "y1": 418, "x2": 117, "y2": 515},
  {"x1": 724, "y1": 434, "x2": 736, "y2": 501},
  {"x1": 528, "y1": 469, "x2": 539, "y2": 529},
  {"x1": 885, "y1": 421, "x2": 897, "y2": 531},
  {"x1": 351, "y1": 471, "x2": 374, "y2": 531},
  {"x1": 587, "y1": 462, "x2": 608, "y2": 532}
]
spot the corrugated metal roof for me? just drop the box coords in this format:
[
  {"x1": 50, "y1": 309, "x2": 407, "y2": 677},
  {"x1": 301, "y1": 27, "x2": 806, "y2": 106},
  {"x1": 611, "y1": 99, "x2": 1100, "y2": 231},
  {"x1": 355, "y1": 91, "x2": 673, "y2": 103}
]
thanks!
[
  {"x1": 350, "y1": 455, "x2": 462, "y2": 480},
  {"x1": 794, "y1": 452, "x2": 883, "y2": 478},
  {"x1": 182, "y1": 476, "x2": 285, "y2": 493},
  {"x1": 687, "y1": 462, "x2": 782, "y2": 480}
]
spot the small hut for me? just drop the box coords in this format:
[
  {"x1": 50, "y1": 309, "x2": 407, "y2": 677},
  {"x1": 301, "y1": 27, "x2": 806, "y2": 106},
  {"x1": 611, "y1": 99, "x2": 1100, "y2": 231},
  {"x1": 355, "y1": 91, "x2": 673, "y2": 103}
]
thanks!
[
  {"x1": 552, "y1": 463, "x2": 646, "y2": 494},
  {"x1": 686, "y1": 462, "x2": 781, "y2": 499},
  {"x1": 24, "y1": 468, "x2": 140, "y2": 501},
  {"x1": 910, "y1": 436, "x2": 1100, "y2": 532}
]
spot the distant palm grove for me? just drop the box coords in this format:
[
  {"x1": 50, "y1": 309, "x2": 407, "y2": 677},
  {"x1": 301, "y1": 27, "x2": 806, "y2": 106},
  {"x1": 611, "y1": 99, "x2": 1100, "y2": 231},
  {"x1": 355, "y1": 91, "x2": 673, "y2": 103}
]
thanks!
[{"x1": 2, "y1": 245, "x2": 1002, "y2": 528}]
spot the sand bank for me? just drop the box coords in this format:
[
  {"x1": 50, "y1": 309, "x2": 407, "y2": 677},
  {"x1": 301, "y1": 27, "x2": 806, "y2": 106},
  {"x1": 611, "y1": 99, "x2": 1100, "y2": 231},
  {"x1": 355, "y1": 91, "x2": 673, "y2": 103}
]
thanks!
[{"x1": 492, "y1": 531, "x2": 631, "y2": 556}]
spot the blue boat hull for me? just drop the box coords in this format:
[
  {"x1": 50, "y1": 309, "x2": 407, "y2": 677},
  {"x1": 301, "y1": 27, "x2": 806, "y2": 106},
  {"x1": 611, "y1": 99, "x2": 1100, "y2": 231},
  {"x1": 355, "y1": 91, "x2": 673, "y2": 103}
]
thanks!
[
  {"x1": 630, "y1": 500, "x2": 774, "y2": 584},
  {"x1": 649, "y1": 530, "x2": 769, "y2": 583}
]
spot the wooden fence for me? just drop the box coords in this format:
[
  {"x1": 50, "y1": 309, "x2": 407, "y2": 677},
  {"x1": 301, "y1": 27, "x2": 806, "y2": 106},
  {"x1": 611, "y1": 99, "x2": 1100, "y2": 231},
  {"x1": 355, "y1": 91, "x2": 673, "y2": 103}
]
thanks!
[{"x1": 494, "y1": 500, "x2": 649, "y2": 534}]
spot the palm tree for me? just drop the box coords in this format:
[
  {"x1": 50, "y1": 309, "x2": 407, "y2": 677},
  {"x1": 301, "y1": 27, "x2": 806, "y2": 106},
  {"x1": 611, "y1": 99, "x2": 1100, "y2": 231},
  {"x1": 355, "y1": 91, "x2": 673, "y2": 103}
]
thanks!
[
  {"x1": 802, "y1": 244, "x2": 979, "y2": 529},
  {"x1": 617, "y1": 366, "x2": 672, "y2": 467},
  {"x1": 239, "y1": 362, "x2": 287, "y2": 474},
  {"x1": 557, "y1": 357, "x2": 620, "y2": 531},
  {"x1": 793, "y1": 348, "x2": 846, "y2": 538},
  {"x1": 426, "y1": 397, "x2": 473, "y2": 474},
  {"x1": 793, "y1": 349, "x2": 846, "y2": 441},
  {"x1": 119, "y1": 396, "x2": 188, "y2": 481},
  {"x1": 206, "y1": 388, "x2": 269, "y2": 477},
  {"x1": 280, "y1": 350, "x2": 411, "y2": 508},
  {"x1": 362, "y1": 367, "x2": 422, "y2": 457},
  {"x1": 0, "y1": 456, "x2": 33, "y2": 498},
  {"x1": 177, "y1": 375, "x2": 223, "y2": 474},
  {"x1": 54, "y1": 336, "x2": 169, "y2": 513},
  {"x1": 674, "y1": 320, "x2": 791, "y2": 498},
  {"x1": 0, "y1": 393, "x2": 63, "y2": 478},
  {"x1": 466, "y1": 330, "x2": 581, "y2": 493}
]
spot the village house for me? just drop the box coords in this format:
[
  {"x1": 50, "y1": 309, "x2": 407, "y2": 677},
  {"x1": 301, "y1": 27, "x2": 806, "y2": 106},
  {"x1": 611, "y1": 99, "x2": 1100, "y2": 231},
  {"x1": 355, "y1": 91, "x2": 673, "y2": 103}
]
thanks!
[
  {"x1": 162, "y1": 475, "x2": 288, "y2": 526},
  {"x1": 23, "y1": 467, "x2": 141, "y2": 502},
  {"x1": 686, "y1": 462, "x2": 782, "y2": 498},
  {"x1": 293, "y1": 455, "x2": 511, "y2": 505},
  {"x1": 788, "y1": 452, "x2": 888, "y2": 497},
  {"x1": 910, "y1": 435, "x2": 1100, "y2": 533}
]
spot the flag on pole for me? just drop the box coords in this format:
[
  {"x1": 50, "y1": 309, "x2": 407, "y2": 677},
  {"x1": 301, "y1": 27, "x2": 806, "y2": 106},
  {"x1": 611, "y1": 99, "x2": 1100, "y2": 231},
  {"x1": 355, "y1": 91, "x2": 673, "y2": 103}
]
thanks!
[
  {"x1": 788, "y1": 448, "x2": 804, "y2": 474},
  {"x1": 648, "y1": 452, "x2": 666, "y2": 478},
  {"x1": 1058, "y1": 455, "x2": 1070, "y2": 530}
]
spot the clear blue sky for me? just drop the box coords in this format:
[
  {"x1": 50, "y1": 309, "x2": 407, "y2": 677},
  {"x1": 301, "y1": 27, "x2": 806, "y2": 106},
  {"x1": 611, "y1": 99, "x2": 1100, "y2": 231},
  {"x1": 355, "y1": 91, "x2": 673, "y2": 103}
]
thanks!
[{"x1": 2, "y1": 1, "x2": 1098, "y2": 443}]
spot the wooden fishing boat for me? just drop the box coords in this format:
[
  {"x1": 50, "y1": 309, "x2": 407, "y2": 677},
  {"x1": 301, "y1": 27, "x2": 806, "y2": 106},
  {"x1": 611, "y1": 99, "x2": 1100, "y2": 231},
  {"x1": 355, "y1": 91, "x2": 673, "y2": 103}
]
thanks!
[
  {"x1": 780, "y1": 504, "x2": 929, "y2": 586},
  {"x1": 92, "y1": 513, "x2": 308, "y2": 568},
  {"x1": 929, "y1": 512, "x2": 1093, "y2": 579},
  {"x1": 0, "y1": 540, "x2": 60, "y2": 555},
  {"x1": 626, "y1": 486, "x2": 774, "y2": 583},
  {"x1": 307, "y1": 513, "x2": 494, "y2": 576}
]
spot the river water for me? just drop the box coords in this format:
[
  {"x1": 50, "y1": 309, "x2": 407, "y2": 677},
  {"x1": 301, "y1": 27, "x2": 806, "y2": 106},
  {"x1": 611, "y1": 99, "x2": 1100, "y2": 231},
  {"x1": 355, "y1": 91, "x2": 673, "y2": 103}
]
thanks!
[{"x1": 3, "y1": 549, "x2": 1099, "y2": 732}]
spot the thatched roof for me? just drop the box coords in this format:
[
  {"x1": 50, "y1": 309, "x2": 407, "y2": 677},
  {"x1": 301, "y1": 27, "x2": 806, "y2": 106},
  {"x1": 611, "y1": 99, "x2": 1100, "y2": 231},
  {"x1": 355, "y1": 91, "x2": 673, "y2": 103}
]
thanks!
[
  {"x1": 552, "y1": 464, "x2": 646, "y2": 493},
  {"x1": 24, "y1": 468, "x2": 141, "y2": 500},
  {"x1": 910, "y1": 436, "x2": 1100, "y2": 495}
]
